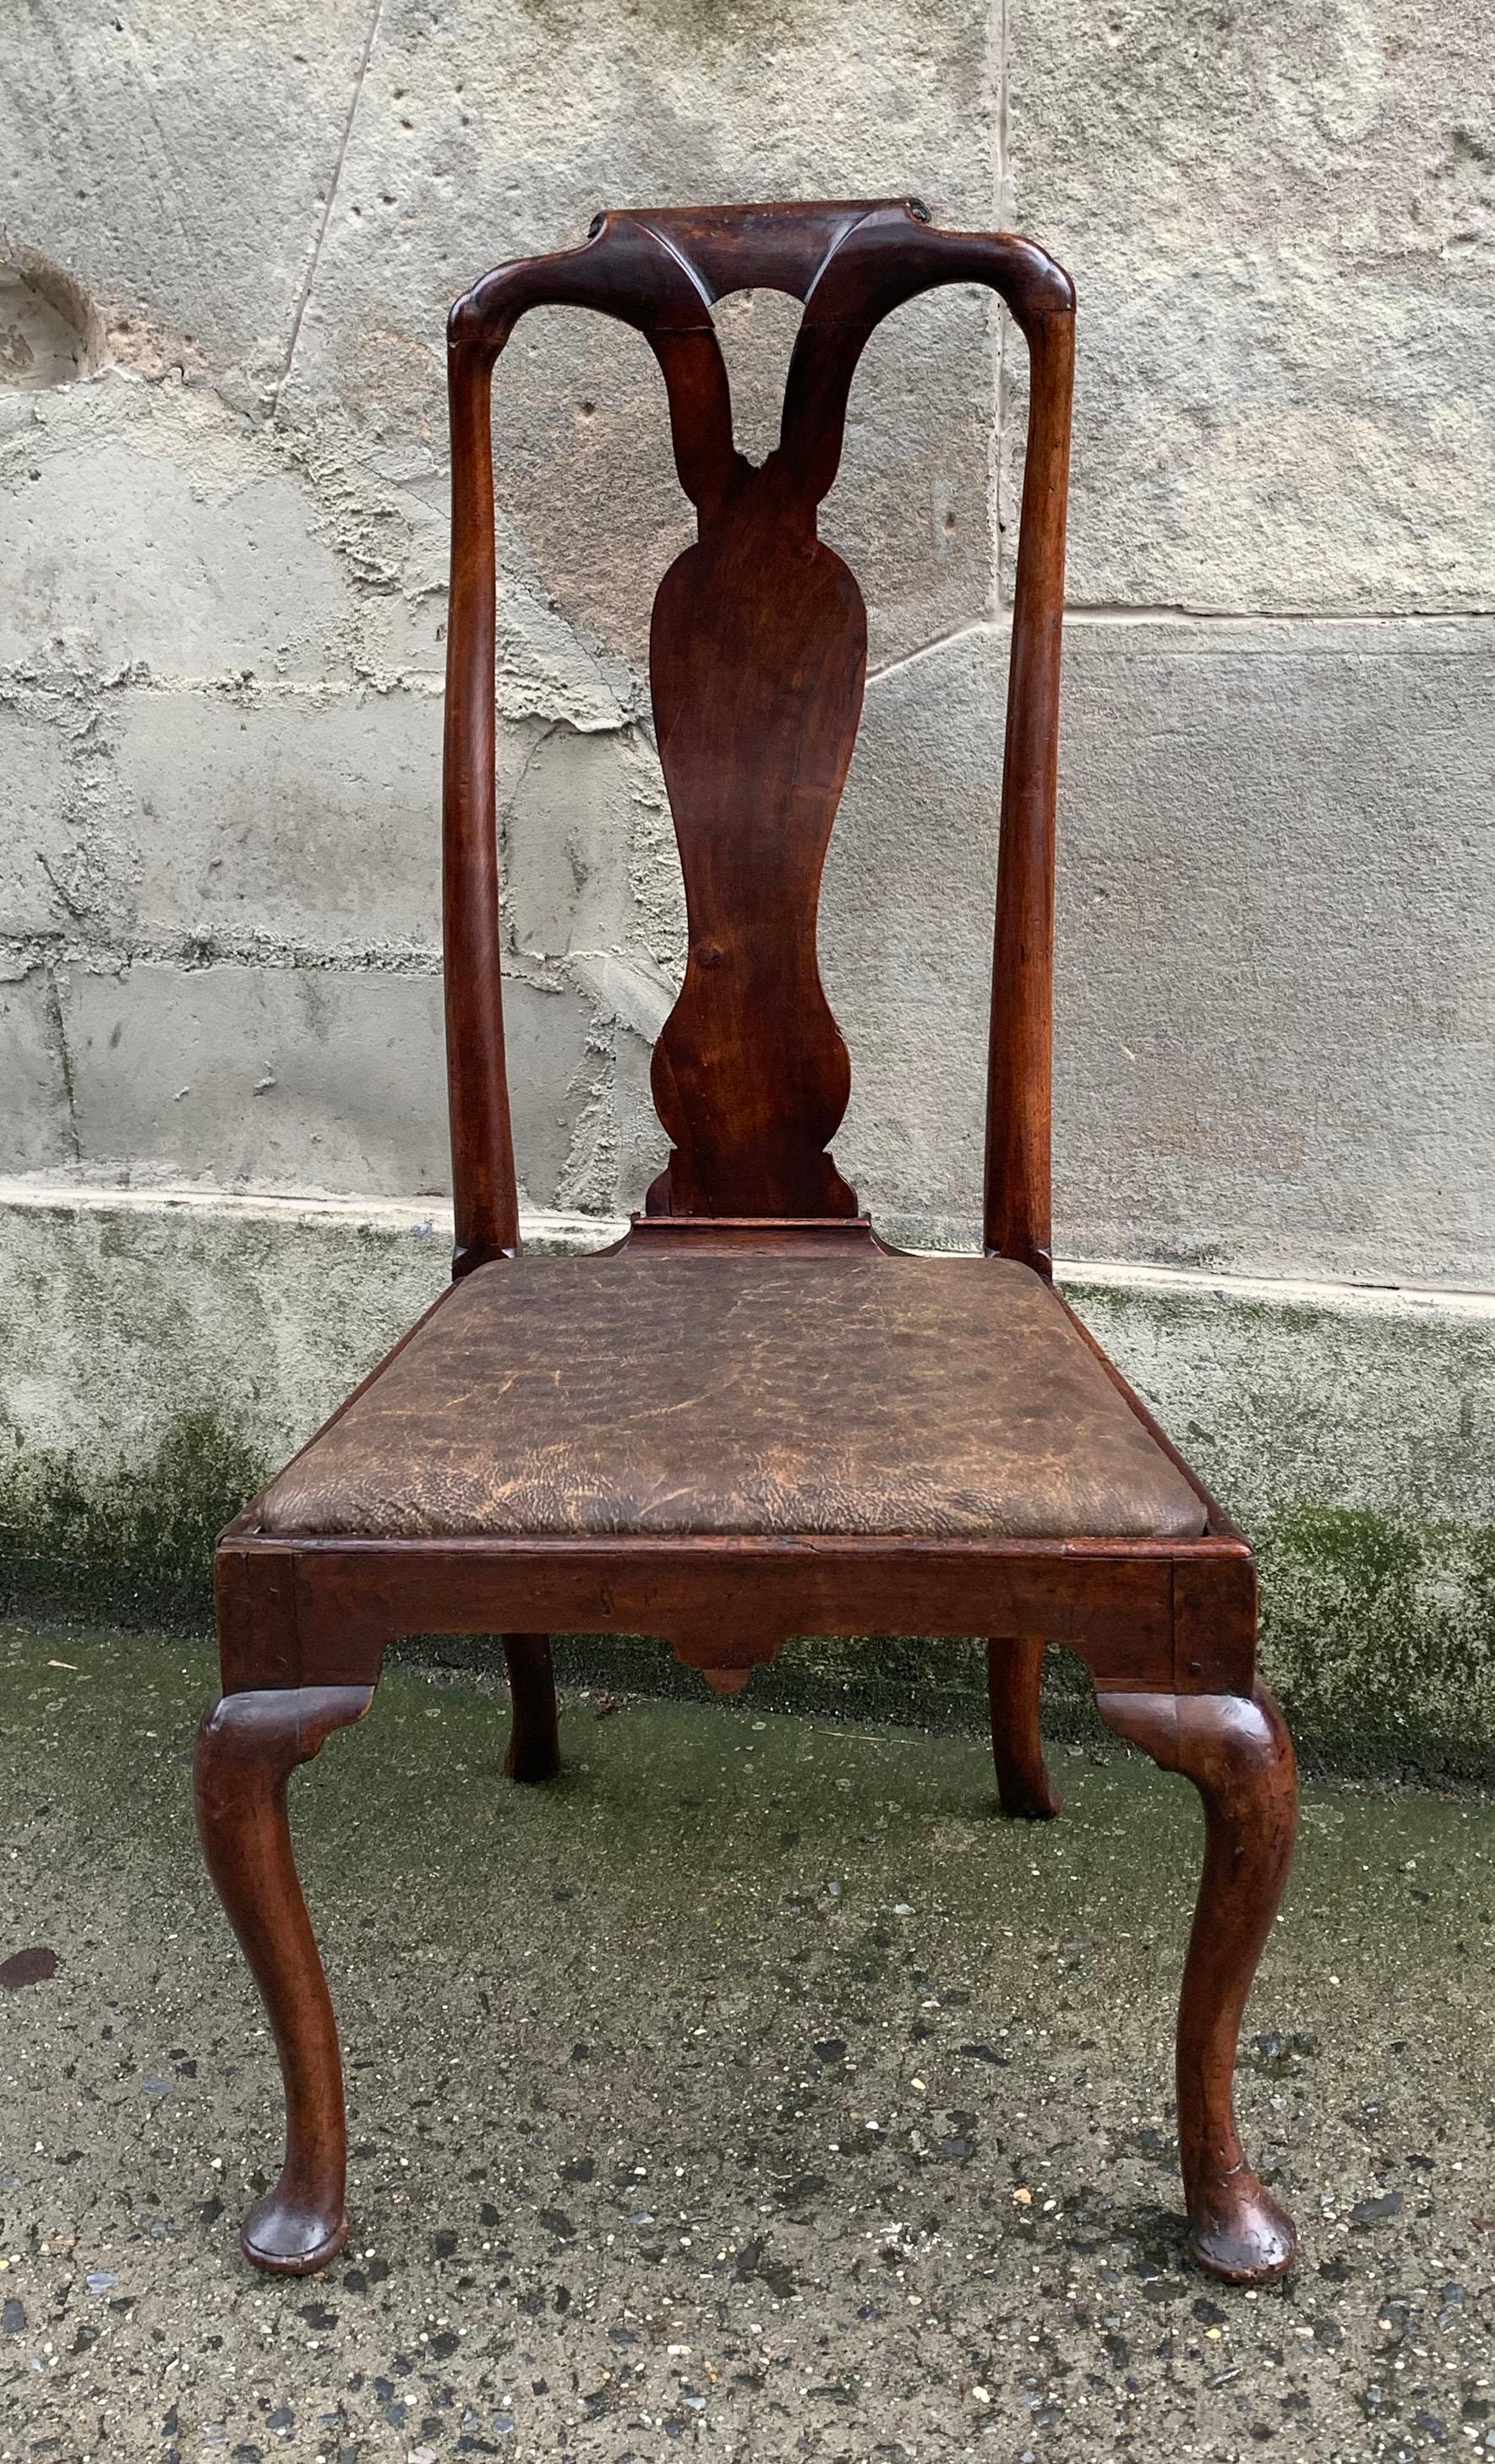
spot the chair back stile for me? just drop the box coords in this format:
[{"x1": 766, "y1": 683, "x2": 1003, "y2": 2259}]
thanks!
[
  {"x1": 985, "y1": 302, "x2": 1073, "y2": 1276},
  {"x1": 439, "y1": 199, "x2": 1075, "y2": 1274},
  {"x1": 445, "y1": 344, "x2": 520, "y2": 1273}
]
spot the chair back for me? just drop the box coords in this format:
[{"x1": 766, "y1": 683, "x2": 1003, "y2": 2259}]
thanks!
[{"x1": 443, "y1": 199, "x2": 1074, "y2": 1268}]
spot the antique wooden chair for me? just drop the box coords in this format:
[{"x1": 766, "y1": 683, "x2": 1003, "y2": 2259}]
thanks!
[{"x1": 195, "y1": 199, "x2": 1299, "y2": 2289}]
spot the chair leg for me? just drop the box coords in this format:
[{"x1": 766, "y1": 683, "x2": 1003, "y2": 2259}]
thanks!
[
  {"x1": 1095, "y1": 1686, "x2": 1298, "y2": 2284},
  {"x1": 501, "y1": 1633, "x2": 560, "y2": 1782},
  {"x1": 986, "y1": 1634, "x2": 1061, "y2": 1818},
  {"x1": 194, "y1": 1684, "x2": 375, "y2": 2276}
]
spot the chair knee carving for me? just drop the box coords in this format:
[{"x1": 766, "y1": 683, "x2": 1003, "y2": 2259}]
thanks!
[{"x1": 195, "y1": 199, "x2": 1299, "y2": 2286}]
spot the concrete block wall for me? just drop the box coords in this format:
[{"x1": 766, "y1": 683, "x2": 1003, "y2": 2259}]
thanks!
[{"x1": 1, "y1": 3, "x2": 1492, "y2": 1766}]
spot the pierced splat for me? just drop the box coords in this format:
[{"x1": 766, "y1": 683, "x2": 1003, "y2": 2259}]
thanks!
[{"x1": 443, "y1": 199, "x2": 1075, "y2": 1257}]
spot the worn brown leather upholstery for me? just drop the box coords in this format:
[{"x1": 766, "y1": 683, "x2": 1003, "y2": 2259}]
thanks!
[{"x1": 258, "y1": 1253, "x2": 1205, "y2": 1542}]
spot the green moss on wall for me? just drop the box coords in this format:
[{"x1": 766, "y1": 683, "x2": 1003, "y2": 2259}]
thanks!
[
  {"x1": 0, "y1": 1412, "x2": 268, "y2": 1633},
  {"x1": 1257, "y1": 1504, "x2": 1495, "y2": 1783}
]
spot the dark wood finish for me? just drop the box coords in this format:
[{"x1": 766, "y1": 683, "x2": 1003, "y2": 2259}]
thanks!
[
  {"x1": 986, "y1": 1636, "x2": 1061, "y2": 1818},
  {"x1": 500, "y1": 1633, "x2": 560, "y2": 1782},
  {"x1": 647, "y1": 450, "x2": 864, "y2": 1215},
  {"x1": 442, "y1": 198, "x2": 1073, "y2": 1262},
  {"x1": 194, "y1": 1686, "x2": 376, "y2": 2272},
  {"x1": 984, "y1": 297, "x2": 1072, "y2": 1275},
  {"x1": 221, "y1": 1531, "x2": 1222, "y2": 1690},
  {"x1": 623, "y1": 1212, "x2": 882, "y2": 1253},
  {"x1": 445, "y1": 352, "x2": 519, "y2": 1278},
  {"x1": 196, "y1": 198, "x2": 1301, "y2": 2291},
  {"x1": 1095, "y1": 1687, "x2": 1298, "y2": 2282}
]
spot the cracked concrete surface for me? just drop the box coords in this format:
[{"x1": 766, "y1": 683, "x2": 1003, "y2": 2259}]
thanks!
[{"x1": 3, "y1": 1627, "x2": 1495, "y2": 2461}]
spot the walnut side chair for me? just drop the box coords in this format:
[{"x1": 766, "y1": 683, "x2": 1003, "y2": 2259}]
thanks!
[{"x1": 194, "y1": 198, "x2": 1299, "y2": 2290}]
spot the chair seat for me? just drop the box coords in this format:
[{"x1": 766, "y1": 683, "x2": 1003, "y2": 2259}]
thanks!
[{"x1": 258, "y1": 1251, "x2": 1205, "y2": 1544}]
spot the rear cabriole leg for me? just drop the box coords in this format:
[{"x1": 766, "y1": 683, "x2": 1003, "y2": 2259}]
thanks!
[
  {"x1": 987, "y1": 1634, "x2": 1061, "y2": 1818},
  {"x1": 502, "y1": 1633, "x2": 561, "y2": 1781}
]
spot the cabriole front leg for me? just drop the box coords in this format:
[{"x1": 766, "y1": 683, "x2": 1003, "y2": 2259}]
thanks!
[
  {"x1": 195, "y1": 1685, "x2": 375, "y2": 2274},
  {"x1": 1095, "y1": 1687, "x2": 1298, "y2": 2285}
]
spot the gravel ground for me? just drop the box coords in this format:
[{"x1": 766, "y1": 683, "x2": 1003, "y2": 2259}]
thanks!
[{"x1": 2, "y1": 1623, "x2": 1493, "y2": 2464}]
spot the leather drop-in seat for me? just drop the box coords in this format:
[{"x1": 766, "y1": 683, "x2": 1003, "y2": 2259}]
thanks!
[{"x1": 257, "y1": 1252, "x2": 1207, "y2": 1543}]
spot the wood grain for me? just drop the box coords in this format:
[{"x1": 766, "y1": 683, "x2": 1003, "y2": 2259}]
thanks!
[{"x1": 441, "y1": 198, "x2": 1074, "y2": 1257}]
